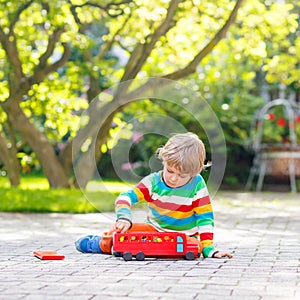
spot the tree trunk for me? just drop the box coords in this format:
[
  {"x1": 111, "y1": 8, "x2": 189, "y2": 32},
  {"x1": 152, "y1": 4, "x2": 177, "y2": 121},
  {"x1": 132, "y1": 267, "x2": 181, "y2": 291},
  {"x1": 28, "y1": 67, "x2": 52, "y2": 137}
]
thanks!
[
  {"x1": 0, "y1": 132, "x2": 20, "y2": 187},
  {"x1": 2, "y1": 102, "x2": 70, "y2": 188},
  {"x1": 73, "y1": 114, "x2": 113, "y2": 189}
]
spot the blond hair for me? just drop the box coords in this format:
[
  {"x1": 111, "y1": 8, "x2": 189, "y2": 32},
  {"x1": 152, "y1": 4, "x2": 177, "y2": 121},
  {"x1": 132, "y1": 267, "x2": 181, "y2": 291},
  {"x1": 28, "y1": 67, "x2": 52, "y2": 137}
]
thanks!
[{"x1": 156, "y1": 132, "x2": 207, "y2": 177}]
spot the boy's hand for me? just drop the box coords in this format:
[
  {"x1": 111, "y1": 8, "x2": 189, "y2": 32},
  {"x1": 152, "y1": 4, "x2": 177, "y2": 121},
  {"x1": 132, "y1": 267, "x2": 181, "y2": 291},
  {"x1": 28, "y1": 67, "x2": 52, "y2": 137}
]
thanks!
[
  {"x1": 213, "y1": 251, "x2": 233, "y2": 259},
  {"x1": 115, "y1": 219, "x2": 131, "y2": 233}
]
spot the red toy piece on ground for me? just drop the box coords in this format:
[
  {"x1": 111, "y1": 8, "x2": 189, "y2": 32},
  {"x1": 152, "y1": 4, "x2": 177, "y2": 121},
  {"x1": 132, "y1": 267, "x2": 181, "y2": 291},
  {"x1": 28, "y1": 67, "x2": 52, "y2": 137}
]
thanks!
[
  {"x1": 113, "y1": 232, "x2": 200, "y2": 261},
  {"x1": 33, "y1": 251, "x2": 65, "y2": 260}
]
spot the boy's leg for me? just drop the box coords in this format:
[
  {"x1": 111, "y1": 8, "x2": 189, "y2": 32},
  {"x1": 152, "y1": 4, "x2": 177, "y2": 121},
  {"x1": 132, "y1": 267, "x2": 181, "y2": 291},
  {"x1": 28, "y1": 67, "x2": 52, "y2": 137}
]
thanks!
[
  {"x1": 129, "y1": 223, "x2": 158, "y2": 232},
  {"x1": 99, "y1": 230, "x2": 113, "y2": 254},
  {"x1": 75, "y1": 235, "x2": 102, "y2": 253},
  {"x1": 186, "y1": 236, "x2": 203, "y2": 254},
  {"x1": 100, "y1": 223, "x2": 158, "y2": 254}
]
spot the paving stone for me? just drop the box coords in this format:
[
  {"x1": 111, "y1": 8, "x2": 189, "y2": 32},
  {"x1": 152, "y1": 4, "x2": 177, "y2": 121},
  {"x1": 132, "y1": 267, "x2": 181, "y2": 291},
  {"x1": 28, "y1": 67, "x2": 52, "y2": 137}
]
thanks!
[{"x1": 0, "y1": 191, "x2": 299, "y2": 299}]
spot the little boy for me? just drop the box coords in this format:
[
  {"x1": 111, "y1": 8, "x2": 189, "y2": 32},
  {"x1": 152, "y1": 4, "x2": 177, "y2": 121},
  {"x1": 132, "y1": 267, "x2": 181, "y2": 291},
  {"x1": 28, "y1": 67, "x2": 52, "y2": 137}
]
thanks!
[{"x1": 75, "y1": 132, "x2": 232, "y2": 259}]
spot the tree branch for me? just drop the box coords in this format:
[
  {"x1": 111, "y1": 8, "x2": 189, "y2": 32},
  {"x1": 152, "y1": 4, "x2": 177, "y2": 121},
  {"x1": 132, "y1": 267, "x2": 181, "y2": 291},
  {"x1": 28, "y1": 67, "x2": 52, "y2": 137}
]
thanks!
[
  {"x1": 0, "y1": 1, "x2": 36, "y2": 83},
  {"x1": 116, "y1": 39, "x2": 131, "y2": 53},
  {"x1": 70, "y1": 0, "x2": 133, "y2": 18},
  {"x1": 39, "y1": 28, "x2": 66, "y2": 67},
  {"x1": 6, "y1": 41, "x2": 71, "y2": 101},
  {"x1": 9, "y1": 0, "x2": 34, "y2": 32},
  {"x1": 123, "y1": 0, "x2": 245, "y2": 101},
  {"x1": 97, "y1": 12, "x2": 131, "y2": 61},
  {"x1": 0, "y1": 132, "x2": 9, "y2": 164},
  {"x1": 163, "y1": 0, "x2": 245, "y2": 80},
  {"x1": 0, "y1": 27, "x2": 23, "y2": 82},
  {"x1": 30, "y1": 42, "x2": 71, "y2": 85},
  {"x1": 45, "y1": 42, "x2": 71, "y2": 73},
  {"x1": 121, "y1": 0, "x2": 181, "y2": 82}
]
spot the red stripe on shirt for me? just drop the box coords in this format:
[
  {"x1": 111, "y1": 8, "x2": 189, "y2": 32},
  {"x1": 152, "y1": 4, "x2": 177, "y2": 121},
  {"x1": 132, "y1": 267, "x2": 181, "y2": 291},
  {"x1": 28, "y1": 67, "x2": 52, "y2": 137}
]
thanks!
[
  {"x1": 200, "y1": 232, "x2": 213, "y2": 241},
  {"x1": 136, "y1": 182, "x2": 152, "y2": 202},
  {"x1": 115, "y1": 199, "x2": 130, "y2": 205},
  {"x1": 192, "y1": 195, "x2": 211, "y2": 207},
  {"x1": 147, "y1": 196, "x2": 211, "y2": 213},
  {"x1": 149, "y1": 199, "x2": 192, "y2": 212}
]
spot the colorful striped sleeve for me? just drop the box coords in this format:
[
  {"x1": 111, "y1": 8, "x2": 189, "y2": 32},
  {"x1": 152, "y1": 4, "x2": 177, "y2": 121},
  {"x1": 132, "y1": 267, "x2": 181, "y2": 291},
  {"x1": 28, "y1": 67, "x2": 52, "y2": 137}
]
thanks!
[
  {"x1": 192, "y1": 180, "x2": 216, "y2": 258},
  {"x1": 115, "y1": 175, "x2": 153, "y2": 221}
]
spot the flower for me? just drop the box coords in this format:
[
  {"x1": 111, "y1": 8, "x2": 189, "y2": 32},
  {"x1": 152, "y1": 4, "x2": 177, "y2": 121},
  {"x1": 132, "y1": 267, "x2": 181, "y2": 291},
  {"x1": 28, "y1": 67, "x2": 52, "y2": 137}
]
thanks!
[
  {"x1": 121, "y1": 161, "x2": 141, "y2": 171},
  {"x1": 253, "y1": 102, "x2": 300, "y2": 147},
  {"x1": 261, "y1": 111, "x2": 298, "y2": 144},
  {"x1": 268, "y1": 113, "x2": 275, "y2": 121},
  {"x1": 276, "y1": 117, "x2": 286, "y2": 127}
]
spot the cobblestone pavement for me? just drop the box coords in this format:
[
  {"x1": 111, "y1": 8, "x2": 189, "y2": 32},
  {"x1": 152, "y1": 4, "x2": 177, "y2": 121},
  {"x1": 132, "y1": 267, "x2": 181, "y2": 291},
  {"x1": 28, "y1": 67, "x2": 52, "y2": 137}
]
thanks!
[{"x1": 0, "y1": 191, "x2": 299, "y2": 300}]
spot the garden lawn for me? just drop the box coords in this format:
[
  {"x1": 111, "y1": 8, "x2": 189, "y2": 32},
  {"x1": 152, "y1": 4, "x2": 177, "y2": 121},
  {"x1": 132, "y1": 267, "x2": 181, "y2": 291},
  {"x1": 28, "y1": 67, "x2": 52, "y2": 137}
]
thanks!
[{"x1": 0, "y1": 176, "x2": 132, "y2": 213}]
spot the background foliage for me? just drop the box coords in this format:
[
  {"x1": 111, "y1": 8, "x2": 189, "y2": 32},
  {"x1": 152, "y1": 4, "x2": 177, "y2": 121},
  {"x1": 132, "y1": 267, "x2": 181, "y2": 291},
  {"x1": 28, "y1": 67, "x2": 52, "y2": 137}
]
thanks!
[{"x1": 0, "y1": 0, "x2": 299, "y2": 191}]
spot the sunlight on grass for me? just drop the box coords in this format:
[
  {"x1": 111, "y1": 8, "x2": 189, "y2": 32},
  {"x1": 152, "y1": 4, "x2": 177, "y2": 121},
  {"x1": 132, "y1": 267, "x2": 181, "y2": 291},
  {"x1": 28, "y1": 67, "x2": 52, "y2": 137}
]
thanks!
[
  {"x1": 0, "y1": 175, "x2": 135, "y2": 213},
  {"x1": 0, "y1": 187, "x2": 117, "y2": 213},
  {"x1": 0, "y1": 175, "x2": 50, "y2": 190},
  {"x1": 0, "y1": 175, "x2": 135, "y2": 192},
  {"x1": 20, "y1": 176, "x2": 50, "y2": 190},
  {"x1": 86, "y1": 180, "x2": 135, "y2": 193},
  {"x1": 0, "y1": 176, "x2": 11, "y2": 188}
]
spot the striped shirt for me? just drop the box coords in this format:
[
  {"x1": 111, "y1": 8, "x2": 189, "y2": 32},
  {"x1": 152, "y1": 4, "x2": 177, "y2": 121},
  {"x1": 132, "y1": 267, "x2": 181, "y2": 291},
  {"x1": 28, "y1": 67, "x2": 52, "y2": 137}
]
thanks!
[{"x1": 115, "y1": 171, "x2": 216, "y2": 258}]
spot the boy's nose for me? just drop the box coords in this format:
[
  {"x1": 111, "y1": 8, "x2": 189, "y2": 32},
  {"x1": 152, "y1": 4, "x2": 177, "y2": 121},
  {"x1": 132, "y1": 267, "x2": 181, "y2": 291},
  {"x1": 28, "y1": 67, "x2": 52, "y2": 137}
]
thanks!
[{"x1": 170, "y1": 174, "x2": 178, "y2": 181}]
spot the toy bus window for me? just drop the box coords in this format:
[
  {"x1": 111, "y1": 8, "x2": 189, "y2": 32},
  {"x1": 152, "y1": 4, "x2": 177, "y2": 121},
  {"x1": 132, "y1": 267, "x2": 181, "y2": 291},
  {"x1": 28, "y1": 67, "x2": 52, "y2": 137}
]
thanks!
[
  {"x1": 176, "y1": 236, "x2": 184, "y2": 243},
  {"x1": 176, "y1": 236, "x2": 184, "y2": 252},
  {"x1": 119, "y1": 236, "x2": 128, "y2": 242},
  {"x1": 152, "y1": 236, "x2": 163, "y2": 242},
  {"x1": 130, "y1": 236, "x2": 138, "y2": 242},
  {"x1": 163, "y1": 235, "x2": 172, "y2": 242},
  {"x1": 177, "y1": 244, "x2": 184, "y2": 252}
]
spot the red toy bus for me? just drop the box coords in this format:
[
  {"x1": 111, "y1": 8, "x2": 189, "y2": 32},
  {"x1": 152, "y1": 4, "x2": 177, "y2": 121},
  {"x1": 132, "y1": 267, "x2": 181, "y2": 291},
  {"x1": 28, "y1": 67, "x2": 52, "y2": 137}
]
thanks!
[{"x1": 113, "y1": 232, "x2": 200, "y2": 261}]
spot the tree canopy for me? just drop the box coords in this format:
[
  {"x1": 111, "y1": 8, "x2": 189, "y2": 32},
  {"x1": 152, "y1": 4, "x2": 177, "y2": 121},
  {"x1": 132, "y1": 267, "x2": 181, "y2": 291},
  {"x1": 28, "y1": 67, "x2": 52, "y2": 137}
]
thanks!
[{"x1": 0, "y1": 0, "x2": 299, "y2": 189}]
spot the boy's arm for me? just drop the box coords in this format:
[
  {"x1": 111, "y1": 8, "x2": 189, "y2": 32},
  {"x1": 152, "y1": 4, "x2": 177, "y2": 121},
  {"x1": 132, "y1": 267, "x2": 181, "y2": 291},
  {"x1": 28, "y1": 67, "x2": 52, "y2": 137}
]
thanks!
[
  {"x1": 196, "y1": 202, "x2": 232, "y2": 259},
  {"x1": 196, "y1": 208, "x2": 216, "y2": 258},
  {"x1": 192, "y1": 184, "x2": 216, "y2": 258},
  {"x1": 194, "y1": 185, "x2": 232, "y2": 259},
  {"x1": 115, "y1": 179, "x2": 151, "y2": 228},
  {"x1": 115, "y1": 191, "x2": 135, "y2": 223}
]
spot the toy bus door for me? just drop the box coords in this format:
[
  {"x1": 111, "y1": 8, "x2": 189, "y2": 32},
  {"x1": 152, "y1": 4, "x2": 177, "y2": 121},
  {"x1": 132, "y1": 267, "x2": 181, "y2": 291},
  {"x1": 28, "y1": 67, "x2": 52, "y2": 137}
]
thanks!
[{"x1": 176, "y1": 236, "x2": 184, "y2": 253}]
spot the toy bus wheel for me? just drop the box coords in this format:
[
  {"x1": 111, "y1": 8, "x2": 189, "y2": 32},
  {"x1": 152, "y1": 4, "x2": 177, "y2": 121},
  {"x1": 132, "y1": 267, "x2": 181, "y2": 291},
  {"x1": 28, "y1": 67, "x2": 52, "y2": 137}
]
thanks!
[
  {"x1": 185, "y1": 251, "x2": 195, "y2": 260},
  {"x1": 123, "y1": 252, "x2": 133, "y2": 261},
  {"x1": 135, "y1": 251, "x2": 145, "y2": 261},
  {"x1": 113, "y1": 251, "x2": 122, "y2": 257}
]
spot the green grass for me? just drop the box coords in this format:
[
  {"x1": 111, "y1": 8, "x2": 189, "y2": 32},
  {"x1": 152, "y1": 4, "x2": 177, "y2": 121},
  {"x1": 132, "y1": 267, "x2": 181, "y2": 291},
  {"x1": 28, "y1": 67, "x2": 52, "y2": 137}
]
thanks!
[{"x1": 0, "y1": 175, "x2": 133, "y2": 213}]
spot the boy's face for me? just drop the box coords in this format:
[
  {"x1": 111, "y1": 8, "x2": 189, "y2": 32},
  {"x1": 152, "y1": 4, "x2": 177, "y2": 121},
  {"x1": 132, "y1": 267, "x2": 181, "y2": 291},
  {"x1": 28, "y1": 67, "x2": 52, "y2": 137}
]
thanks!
[{"x1": 163, "y1": 164, "x2": 191, "y2": 188}]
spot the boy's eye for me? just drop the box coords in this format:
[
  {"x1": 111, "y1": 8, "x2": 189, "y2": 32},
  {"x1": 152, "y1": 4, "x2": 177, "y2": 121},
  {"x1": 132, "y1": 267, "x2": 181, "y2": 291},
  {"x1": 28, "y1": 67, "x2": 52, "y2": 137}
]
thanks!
[
  {"x1": 180, "y1": 174, "x2": 189, "y2": 179},
  {"x1": 167, "y1": 168, "x2": 188, "y2": 179}
]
